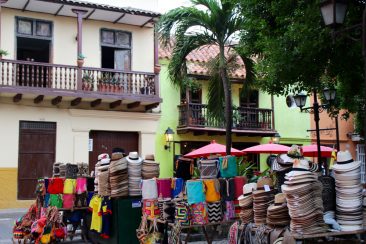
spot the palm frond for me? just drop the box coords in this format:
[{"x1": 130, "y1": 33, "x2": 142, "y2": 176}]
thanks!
[{"x1": 168, "y1": 34, "x2": 215, "y2": 87}]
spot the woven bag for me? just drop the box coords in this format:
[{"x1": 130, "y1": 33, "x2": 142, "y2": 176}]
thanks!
[
  {"x1": 190, "y1": 202, "x2": 208, "y2": 225},
  {"x1": 198, "y1": 159, "x2": 219, "y2": 179},
  {"x1": 143, "y1": 199, "x2": 160, "y2": 219},
  {"x1": 186, "y1": 180, "x2": 205, "y2": 205},
  {"x1": 77, "y1": 162, "x2": 89, "y2": 177},
  {"x1": 65, "y1": 163, "x2": 78, "y2": 179},
  {"x1": 174, "y1": 201, "x2": 190, "y2": 226},
  {"x1": 207, "y1": 201, "x2": 222, "y2": 223}
]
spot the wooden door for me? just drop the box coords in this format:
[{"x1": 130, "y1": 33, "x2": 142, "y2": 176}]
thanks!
[
  {"x1": 18, "y1": 121, "x2": 56, "y2": 200},
  {"x1": 89, "y1": 131, "x2": 138, "y2": 172},
  {"x1": 114, "y1": 49, "x2": 131, "y2": 71}
]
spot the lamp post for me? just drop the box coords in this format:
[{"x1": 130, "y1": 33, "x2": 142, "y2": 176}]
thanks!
[
  {"x1": 320, "y1": 0, "x2": 366, "y2": 152},
  {"x1": 293, "y1": 88, "x2": 337, "y2": 170},
  {"x1": 164, "y1": 127, "x2": 175, "y2": 151},
  {"x1": 271, "y1": 133, "x2": 281, "y2": 144}
]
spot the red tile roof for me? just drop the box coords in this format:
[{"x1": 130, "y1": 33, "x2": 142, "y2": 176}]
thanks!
[{"x1": 159, "y1": 43, "x2": 246, "y2": 79}]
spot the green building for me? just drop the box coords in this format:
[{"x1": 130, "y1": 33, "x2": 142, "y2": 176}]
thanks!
[{"x1": 155, "y1": 44, "x2": 311, "y2": 177}]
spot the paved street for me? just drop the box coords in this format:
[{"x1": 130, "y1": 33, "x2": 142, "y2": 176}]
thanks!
[{"x1": 0, "y1": 208, "x2": 26, "y2": 243}]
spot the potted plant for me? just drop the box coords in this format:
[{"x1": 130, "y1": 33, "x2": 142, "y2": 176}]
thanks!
[
  {"x1": 82, "y1": 72, "x2": 94, "y2": 91},
  {"x1": 77, "y1": 54, "x2": 85, "y2": 68},
  {"x1": 0, "y1": 49, "x2": 8, "y2": 59}
]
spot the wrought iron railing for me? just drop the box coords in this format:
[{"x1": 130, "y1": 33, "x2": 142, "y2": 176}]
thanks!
[
  {"x1": 0, "y1": 59, "x2": 158, "y2": 96},
  {"x1": 178, "y1": 103, "x2": 273, "y2": 130}
]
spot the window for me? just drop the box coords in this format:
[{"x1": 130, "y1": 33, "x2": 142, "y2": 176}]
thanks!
[
  {"x1": 16, "y1": 17, "x2": 52, "y2": 39},
  {"x1": 239, "y1": 89, "x2": 259, "y2": 108},
  {"x1": 180, "y1": 88, "x2": 202, "y2": 104},
  {"x1": 101, "y1": 29, "x2": 131, "y2": 71}
]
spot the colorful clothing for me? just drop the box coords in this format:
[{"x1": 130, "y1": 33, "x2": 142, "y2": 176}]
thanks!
[
  {"x1": 100, "y1": 197, "x2": 112, "y2": 239},
  {"x1": 64, "y1": 179, "x2": 76, "y2": 194},
  {"x1": 49, "y1": 194, "x2": 63, "y2": 208},
  {"x1": 89, "y1": 195, "x2": 103, "y2": 233},
  {"x1": 76, "y1": 178, "x2": 87, "y2": 194}
]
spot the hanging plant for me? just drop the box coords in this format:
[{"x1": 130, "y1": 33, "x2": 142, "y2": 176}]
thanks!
[{"x1": 181, "y1": 77, "x2": 201, "y2": 92}]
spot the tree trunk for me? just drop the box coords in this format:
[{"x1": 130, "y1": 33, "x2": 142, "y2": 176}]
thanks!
[{"x1": 219, "y1": 44, "x2": 233, "y2": 155}]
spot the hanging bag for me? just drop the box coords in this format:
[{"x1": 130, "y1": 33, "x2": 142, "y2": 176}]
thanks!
[
  {"x1": 63, "y1": 194, "x2": 75, "y2": 209},
  {"x1": 49, "y1": 194, "x2": 63, "y2": 208},
  {"x1": 136, "y1": 214, "x2": 149, "y2": 244},
  {"x1": 190, "y1": 202, "x2": 208, "y2": 225},
  {"x1": 219, "y1": 178, "x2": 235, "y2": 201},
  {"x1": 223, "y1": 201, "x2": 236, "y2": 221},
  {"x1": 171, "y1": 178, "x2": 184, "y2": 198},
  {"x1": 143, "y1": 199, "x2": 160, "y2": 219},
  {"x1": 168, "y1": 222, "x2": 181, "y2": 244},
  {"x1": 234, "y1": 176, "x2": 247, "y2": 200},
  {"x1": 175, "y1": 157, "x2": 193, "y2": 181},
  {"x1": 207, "y1": 201, "x2": 222, "y2": 223},
  {"x1": 65, "y1": 163, "x2": 78, "y2": 179},
  {"x1": 186, "y1": 180, "x2": 205, "y2": 205},
  {"x1": 198, "y1": 159, "x2": 219, "y2": 179},
  {"x1": 219, "y1": 156, "x2": 238, "y2": 178},
  {"x1": 142, "y1": 179, "x2": 158, "y2": 200},
  {"x1": 157, "y1": 178, "x2": 172, "y2": 199},
  {"x1": 144, "y1": 219, "x2": 163, "y2": 244},
  {"x1": 47, "y1": 178, "x2": 64, "y2": 194},
  {"x1": 203, "y1": 179, "x2": 221, "y2": 203},
  {"x1": 174, "y1": 201, "x2": 190, "y2": 226}
]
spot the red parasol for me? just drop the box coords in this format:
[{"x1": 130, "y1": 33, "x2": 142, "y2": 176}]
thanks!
[
  {"x1": 184, "y1": 140, "x2": 244, "y2": 158},
  {"x1": 241, "y1": 143, "x2": 290, "y2": 154},
  {"x1": 302, "y1": 144, "x2": 336, "y2": 158}
]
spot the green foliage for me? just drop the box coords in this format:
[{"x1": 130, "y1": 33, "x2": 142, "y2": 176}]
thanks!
[
  {"x1": 0, "y1": 49, "x2": 8, "y2": 56},
  {"x1": 157, "y1": 0, "x2": 256, "y2": 153},
  {"x1": 82, "y1": 71, "x2": 94, "y2": 83},
  {"x1": 237, "y1": 156, "x2": 255, "y2": 178},
  {"x1": 239, "y1": 0, "x2": 365, "y2": 133}
]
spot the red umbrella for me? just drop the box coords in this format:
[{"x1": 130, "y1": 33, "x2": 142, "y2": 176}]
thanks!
[
  {"x1": 302, "y1": 144, "x2": 336, "y2": 158},
  {"x1": 241, "y1": 143, "x2": 290, "y2": 154},
  {"x1": 184, "y1": 140, "x2": 244, "y2": 158}
]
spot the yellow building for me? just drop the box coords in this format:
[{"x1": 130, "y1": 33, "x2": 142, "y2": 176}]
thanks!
[{"x1": 0, "y1": 0, "x2": 161, "y2": 208}]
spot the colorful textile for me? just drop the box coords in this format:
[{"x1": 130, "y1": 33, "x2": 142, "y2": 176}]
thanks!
[
  {"x1": 175, "y1": 202, "x2": 190, "y2": 226},
  {"x1": 142, "y1": 179, "x2": 158, "y2": 200},
  {"x1": 76, "y1": 177, "x2": 87, "y2": 194},
  {"x1": 47, "y1": 178, "x2": 64, "y2": 194},
  {"x1": 157, "y1": 178, "x2": 172, "y2": 199},
  {"x1": 175, "y1": 157, "x2": 193, "y2": 181},
  {"x1": 143, "y1": 200, "x2": 160, "y2": 219},
  {"x1": 207, "y1": 201, "x2": 222, "y2": 223},
  {"x1": 172, "y1": 178, "x2": 184, "y2": 198},
  {"x1": 101, "y1": 197, "x2": 112, "y2": 239},
  {"x1": 63, "y1": 179, "x2": 76, "y2": 194},
  {"x1": 203, "y1": 179, "x2": 221, "y2": 203},
  {"x1": 234, "y1": 176, "x2": 247, "y2": 200},
  {"x1": 198, "y1": 159, "x2": 219, "y2": 179},
  {"x1": 219, "y1": 178, "x2": 235, "y2": 201},
  {"x1": 219, "y1": 156, "x2": 238, "y2": 178},
  {"x1": 89, "y1": 195, "x2": 103, "y2": 233},
  {"x1": 49, "y1": 194, "x2": 63, "y2": 208},
  {"x1": 223, "y1": 201, "x2": 235, "y2": 221},
  {"x1": 186, "y1": 180, "x2": 205, "y2": 205},
  {"x1": 190, "y1": 202, "x2": 208, "y2": 225},
  {"x1": 63, "y1": 194, "x2": 75, "y2": 209},
  {"x1": 44, "y1": 193, "x2": 50, "y2": 208},
  {"x1": 233, "y1": 200, "x2": 240, "y2": 218}
]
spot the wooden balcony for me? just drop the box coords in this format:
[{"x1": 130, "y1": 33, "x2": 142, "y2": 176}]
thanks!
[
  {"x1": 177, "y1": 103, "x2": 276, "y2": 136},
  {"x1": 0, "y1": 59, "x2": 161, "y2": 111}
]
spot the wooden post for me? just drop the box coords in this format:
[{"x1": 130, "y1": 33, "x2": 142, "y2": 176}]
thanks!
[
  {"x1": 153, "y1": 24, "x2": 160, "y2": 97},
  {"x1": 72, "y1": 9, "x2": 87, "y2": 90}
]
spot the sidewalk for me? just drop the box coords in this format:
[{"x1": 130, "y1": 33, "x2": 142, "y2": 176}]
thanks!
[{"x1": 0, "y1": 208, "x2": 27, "y2": 243}]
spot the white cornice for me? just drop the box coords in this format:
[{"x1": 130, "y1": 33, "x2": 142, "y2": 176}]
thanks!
[{"x1": 68, "y1": 109, "x2": 161, "y2": 121}]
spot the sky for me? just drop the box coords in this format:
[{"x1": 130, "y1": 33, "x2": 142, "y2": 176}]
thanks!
[{"x1": 83, "y1": 0, "x2": 191, "y2": 13}]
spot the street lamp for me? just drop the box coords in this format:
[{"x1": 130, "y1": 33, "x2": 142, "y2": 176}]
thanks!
[
  {"x1": 164, "y1": 127, "x2": 175, "y2": 151},
  {"x1": 320, "y1": 0, "x2": 348, "y2": 27},
  {"x1": 292, "y1": 88, "x2": 339, "y2": 170},
  {"x1": 320, "y1": 0, "x2": 366, "y2": 158},
  {"x1": 271, "y1": 133, "x2": 281, "y2": 144}
]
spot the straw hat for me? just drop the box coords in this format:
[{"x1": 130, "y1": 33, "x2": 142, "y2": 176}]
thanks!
[
  {"x1": 126, "y1": 152, "x2": 143, "y2": 164},
  {"x1": 267, "y1": 193, "x2": 287, "y2": 211},
  {"x1": 238, "y1": 183, "x2": 257, "y2": 207},
  {"x1": 278, "y1": 145, "x2": 303, "y2": 164},
  {"x1": 98, "y1": 153, "x2": 109, "y2": 161},
  {"x1": 333, "y1": 150, "x2": 361, "y2": 171}
]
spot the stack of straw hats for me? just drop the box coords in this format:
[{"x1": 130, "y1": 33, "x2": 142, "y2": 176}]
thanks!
[
  {"x1": 333, "y1": 150, "x2": 363, "y2": 231},
  {"x1": 127, "y1": 152, "x2": 143, "y2": 196},
  {"x1": 98, "y1": 154, "x2": 111, "y2": 196},
  {"x1": 266, "y1": 193, "x2": 290, "y2": 227},
  {"x1": 142, "y1": 155, "x2": 160, "y2": 179},
  {"x1": 363, "y1": 190, "x2": 366, "y2": 227},
  {"x1": 253, "y1": 177, "x2": 275, "y2": 225},
  {"x1": 282, "y1": 156, "x2": 327, "y2": 234},
  {"x1": 237, "y1": 183, "x2": 257, "y2": 224},
  {"x1": 109, "y1": 149, "x2": 129, "y2": 197}
]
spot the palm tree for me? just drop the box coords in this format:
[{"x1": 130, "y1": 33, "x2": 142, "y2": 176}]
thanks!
[{"x1": 157, "y1": 0, "x2": 255, "y2": 154}]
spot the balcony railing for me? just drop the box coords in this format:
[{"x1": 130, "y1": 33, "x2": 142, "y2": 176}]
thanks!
[
  {"x1": 0, "y1": 59, "x2": 157, "y2": 96},
  {"x1": 178, "y1": 103, "x2": 274, "y2": 131}
]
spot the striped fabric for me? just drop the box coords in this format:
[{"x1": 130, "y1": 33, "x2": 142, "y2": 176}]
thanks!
[
  {"x1": 198, "y1": 159, "x2": 219, "y2": 179},
  {"x1": 207, "y1": 201, "x2": 222, "y2": 223}
]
